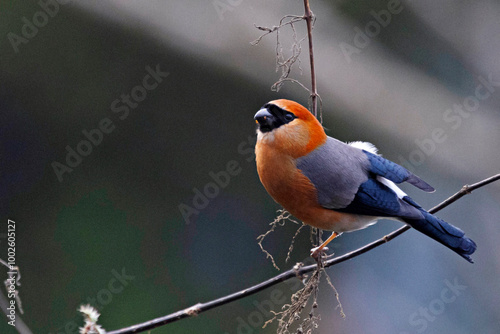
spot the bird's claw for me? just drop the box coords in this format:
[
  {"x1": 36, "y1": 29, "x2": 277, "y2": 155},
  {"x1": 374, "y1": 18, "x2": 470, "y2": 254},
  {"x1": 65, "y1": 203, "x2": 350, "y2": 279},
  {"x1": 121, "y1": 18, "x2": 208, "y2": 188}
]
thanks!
[{"x1": 310, "y1": 246, "x2": 329, "y2": 259}]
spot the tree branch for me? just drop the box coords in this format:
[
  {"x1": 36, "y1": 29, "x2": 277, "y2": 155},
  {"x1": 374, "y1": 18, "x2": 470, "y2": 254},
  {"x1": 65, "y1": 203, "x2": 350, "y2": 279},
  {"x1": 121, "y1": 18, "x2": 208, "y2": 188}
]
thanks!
[
  {"x1": 303, "y1": 0, "x2": 318, "y2": 117},
  {"x1": 106, "y1": 173, "x2": 500, "y2": 334},
  {"x1": 303, "y1": 0, "x2": 322, "y2": 248}
]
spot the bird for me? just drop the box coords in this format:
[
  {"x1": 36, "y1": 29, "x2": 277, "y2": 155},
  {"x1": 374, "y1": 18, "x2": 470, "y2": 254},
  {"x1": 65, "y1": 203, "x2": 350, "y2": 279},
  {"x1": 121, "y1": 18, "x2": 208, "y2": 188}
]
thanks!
[{"x1": 254, "y1": 99, "x2": 477, "y2": 263}]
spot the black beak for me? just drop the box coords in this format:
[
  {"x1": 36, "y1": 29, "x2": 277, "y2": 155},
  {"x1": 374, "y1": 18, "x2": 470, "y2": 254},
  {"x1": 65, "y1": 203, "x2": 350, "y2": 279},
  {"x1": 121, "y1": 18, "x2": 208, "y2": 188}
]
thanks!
[{"x1": 254, "y1": 108, "x2": 274, "y2": 132}]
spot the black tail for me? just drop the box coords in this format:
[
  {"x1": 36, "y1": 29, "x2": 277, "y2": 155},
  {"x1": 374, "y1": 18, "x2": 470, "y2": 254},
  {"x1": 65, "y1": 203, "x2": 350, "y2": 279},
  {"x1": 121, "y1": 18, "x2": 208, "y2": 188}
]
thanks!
[{"x1": 403, "y1": 204, "x2": 477, "y2": 263}]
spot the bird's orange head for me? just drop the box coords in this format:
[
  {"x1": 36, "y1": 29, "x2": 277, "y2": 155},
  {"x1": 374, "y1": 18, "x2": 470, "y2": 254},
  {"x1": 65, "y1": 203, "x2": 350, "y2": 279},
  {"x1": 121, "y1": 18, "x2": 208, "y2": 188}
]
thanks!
[{"x1": 254, "y1": 99, "x2": 326, "y2": 158}]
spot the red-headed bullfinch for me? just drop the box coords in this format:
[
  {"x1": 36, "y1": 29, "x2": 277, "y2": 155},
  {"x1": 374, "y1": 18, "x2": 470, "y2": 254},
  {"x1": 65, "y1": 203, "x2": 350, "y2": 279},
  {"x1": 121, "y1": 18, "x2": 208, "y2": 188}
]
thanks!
[{"x1": 254, "y1": 99, "x2": 476, "y2": 262}]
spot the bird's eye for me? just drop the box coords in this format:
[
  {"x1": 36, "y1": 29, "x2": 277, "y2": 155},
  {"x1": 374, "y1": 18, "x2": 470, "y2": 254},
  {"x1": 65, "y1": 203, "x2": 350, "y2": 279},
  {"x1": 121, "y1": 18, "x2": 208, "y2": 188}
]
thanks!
[{"x1": 284, "y1": 113, "x2": 295, "y2": 122}]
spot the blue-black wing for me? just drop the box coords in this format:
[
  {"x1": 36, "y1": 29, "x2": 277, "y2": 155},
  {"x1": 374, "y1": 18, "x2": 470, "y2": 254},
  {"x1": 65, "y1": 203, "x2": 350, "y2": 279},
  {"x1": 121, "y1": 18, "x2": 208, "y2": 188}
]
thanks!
[{"x1": 363, "y1": 150, "x2": 435, "y2": 192}]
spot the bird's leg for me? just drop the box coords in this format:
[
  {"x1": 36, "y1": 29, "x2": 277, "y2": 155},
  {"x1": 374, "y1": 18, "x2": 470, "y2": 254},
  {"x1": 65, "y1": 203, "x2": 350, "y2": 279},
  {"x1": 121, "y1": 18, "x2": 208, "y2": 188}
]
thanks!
[{"x1": 310, "y1": 232, "x2": 342, "y2": 258}]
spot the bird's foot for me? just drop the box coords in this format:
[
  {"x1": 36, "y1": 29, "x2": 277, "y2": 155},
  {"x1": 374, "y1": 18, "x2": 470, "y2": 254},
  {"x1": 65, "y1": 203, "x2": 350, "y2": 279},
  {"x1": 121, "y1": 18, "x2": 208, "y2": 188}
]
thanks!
[{"x1": 310, "y1": 246, "x2": 329, "y2": 259}]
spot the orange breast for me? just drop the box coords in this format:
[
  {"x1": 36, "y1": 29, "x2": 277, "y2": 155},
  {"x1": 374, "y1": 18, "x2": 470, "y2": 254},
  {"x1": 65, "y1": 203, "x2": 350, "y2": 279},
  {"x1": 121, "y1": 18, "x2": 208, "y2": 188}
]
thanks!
[{"x1": 256, "y1": 141, "x2": 357, "y2": 231}]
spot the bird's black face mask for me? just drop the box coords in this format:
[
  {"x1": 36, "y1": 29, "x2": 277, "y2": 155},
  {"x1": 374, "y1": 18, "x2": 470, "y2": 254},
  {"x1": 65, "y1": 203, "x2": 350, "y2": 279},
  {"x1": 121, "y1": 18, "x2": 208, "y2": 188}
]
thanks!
[{"x1": 254, "y1": 103, "x2": 296, "y2": 132}]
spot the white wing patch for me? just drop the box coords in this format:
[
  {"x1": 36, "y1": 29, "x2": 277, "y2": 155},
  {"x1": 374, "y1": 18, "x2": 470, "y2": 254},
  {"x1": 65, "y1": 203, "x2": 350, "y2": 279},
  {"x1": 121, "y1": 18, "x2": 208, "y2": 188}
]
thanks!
[
  {"x1": 348, "y1": 141, "x2": 378, "y2": 154},
  {"x1": 348, "y1": 141, "x2": 407, "y2": 199},
  {"x1": 378, "y1": 176, "x2": 408, "y2": 199}
]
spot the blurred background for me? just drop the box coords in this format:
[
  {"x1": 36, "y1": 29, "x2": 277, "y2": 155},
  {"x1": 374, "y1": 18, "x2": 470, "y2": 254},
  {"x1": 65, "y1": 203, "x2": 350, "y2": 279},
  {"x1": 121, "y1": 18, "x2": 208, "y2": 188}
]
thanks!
[{"x1": 1, "y1": 0, "x2": 499, "y2": 333}]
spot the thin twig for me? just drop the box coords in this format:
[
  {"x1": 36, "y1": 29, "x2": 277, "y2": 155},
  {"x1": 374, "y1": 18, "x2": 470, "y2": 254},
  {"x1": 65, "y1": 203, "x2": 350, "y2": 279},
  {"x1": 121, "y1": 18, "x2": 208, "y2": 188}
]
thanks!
[
  {"x1": 303, "y1": 0, "x2": 318, "y2": 118},
  {"x1": 251, "y1": 15, "x2": 304, "y2": 46},
  {"x1": 257, "y1": 209, "x2": 297, "y2": 270},
  {"x1": 106, "y1": 174, "x2": 500, "y2": 334},
  {"x1": 271, "y1": 78, "x2": 310, "y2": 94},
  {"x1": 286, "y1": 223, "x2": 306, "y2": 263},
  {"x1": 267, "y1": 260, "x2": 322, "y2": 333},
  {"x1": 303, "y1": 0, "x2": 322, "y2": 251}
]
